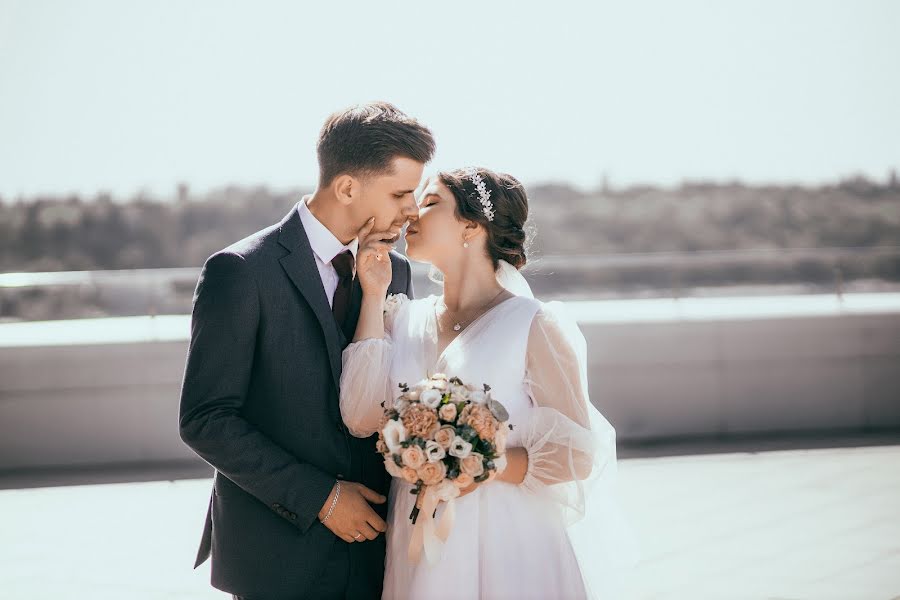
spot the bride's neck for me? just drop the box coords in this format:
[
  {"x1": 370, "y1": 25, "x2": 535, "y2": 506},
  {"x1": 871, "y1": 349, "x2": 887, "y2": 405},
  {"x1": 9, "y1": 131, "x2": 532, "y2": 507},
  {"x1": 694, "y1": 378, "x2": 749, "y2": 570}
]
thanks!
[{"x1": 439, "y1": 259, "x2": 504, "y2": 312}]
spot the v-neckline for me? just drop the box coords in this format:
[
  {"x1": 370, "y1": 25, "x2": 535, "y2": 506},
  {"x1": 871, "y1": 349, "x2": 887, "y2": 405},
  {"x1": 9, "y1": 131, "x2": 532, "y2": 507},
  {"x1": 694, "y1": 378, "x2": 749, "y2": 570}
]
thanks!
[{"x1": 431, "y1": 294, "x2": 519, "y2": 366}]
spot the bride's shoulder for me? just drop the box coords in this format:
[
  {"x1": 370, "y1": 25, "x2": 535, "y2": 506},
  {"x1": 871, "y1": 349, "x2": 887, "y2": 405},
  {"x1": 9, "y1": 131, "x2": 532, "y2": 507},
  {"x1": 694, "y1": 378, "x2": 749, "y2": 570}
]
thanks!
[
  {"x1": 530, "y1": 298, "x2": 573, "y2": 321},
  {"x1": 527, "y1": 299, "x2": 586, "y2": 352}
]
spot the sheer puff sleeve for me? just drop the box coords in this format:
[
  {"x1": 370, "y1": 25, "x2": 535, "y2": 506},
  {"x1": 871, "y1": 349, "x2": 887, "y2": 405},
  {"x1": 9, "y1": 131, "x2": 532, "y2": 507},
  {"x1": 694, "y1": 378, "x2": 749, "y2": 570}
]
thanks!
[
  {"x1": 339, "y1": 293, "x2": 409, "y2": 438},
  {"x1": 521, "y1": 300, "x2": 639, "y2": 575}
]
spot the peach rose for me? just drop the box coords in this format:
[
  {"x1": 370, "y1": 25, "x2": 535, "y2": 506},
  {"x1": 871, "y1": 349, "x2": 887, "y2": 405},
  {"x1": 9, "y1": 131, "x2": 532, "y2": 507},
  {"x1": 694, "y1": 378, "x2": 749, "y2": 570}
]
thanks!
[
  {"x1": 457, "y1": 404, "x2": 472, "y2": 424},
  {"x1": 417, "y1": 461, "x2": 447, "y2": 486},
  {"x1": 375, "y1": 439, "x2": 388, "y2": 455},
  {"x1": 438, "y1": 403, "x2": 458, "y2": 422},
  {"x1": 402, "y1": 403, "x2": 440, "y2": 439},
  {"x1": 433, "y1": 425, "x2": 456, "y2": 450},
  {"x1": 401, "y1": 466, "x2": 420, "y2": 484},
  {"x1": 464, "y1": 404, "x2": 498, "y2": 441},
  {"x1": 460, "y1": 452, "x2": 485, "y2": 477},
  {"x1": 453, "y1": 472, "x2": 474, "y2": 488},
  {"x1": 401, "y1": 445, "x2": 426, "y2": 470}
]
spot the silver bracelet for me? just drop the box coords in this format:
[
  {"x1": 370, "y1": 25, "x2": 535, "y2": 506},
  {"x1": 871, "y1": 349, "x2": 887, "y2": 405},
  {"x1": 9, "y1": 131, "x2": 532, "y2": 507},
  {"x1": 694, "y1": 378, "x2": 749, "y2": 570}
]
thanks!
[{"x1": 321, "y1": 480, "x2": 341, "y2": 524}]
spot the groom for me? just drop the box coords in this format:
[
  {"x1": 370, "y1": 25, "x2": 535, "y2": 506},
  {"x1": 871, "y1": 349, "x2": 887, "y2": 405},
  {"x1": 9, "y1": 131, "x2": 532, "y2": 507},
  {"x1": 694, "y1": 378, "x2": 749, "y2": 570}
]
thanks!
[{"x1": 179, "y1": 102, "x2": 434, "y2": 599}]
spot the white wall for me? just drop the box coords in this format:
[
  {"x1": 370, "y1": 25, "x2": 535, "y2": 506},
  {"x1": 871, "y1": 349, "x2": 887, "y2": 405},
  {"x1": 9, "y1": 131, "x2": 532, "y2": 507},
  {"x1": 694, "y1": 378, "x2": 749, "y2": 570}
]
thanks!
[{"x1": 1, "y1": 295, "x2": 898, "y2": 471}]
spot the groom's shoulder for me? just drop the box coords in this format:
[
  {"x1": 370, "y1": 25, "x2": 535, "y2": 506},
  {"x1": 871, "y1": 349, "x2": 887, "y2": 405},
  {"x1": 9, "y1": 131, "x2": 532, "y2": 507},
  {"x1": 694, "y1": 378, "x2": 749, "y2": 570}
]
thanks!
[
  {"x1": 387, "y1": 249, "x2": 411, "y2": 271},
  {"x1": 208, "y1": 219, "x2": 283, "y2": 266},
  {"x1": 387, "y1": 250, "x2": 413, "y2": 288}
]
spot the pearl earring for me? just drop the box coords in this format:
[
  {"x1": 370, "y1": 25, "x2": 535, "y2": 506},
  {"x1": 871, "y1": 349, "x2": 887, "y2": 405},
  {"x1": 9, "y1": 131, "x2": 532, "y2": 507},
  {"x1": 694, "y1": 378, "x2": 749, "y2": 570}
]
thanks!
[{"x1": 463, "y1": 241, "x2": 469, "y2": 248}]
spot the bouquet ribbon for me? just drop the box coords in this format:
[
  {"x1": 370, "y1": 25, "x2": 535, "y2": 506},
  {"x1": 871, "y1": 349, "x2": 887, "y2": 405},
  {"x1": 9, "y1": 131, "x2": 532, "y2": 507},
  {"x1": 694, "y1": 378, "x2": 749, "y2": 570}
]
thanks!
[{"x1": 407, "y1": 486, "x2": 457, "y2": 565}]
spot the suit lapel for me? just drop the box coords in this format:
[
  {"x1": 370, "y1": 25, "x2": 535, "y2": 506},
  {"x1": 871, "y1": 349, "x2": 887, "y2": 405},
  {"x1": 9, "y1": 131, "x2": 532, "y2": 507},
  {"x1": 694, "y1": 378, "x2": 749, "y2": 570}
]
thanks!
[{"x1": 277, "y1": 205, "x2": 344, "y2": 395}]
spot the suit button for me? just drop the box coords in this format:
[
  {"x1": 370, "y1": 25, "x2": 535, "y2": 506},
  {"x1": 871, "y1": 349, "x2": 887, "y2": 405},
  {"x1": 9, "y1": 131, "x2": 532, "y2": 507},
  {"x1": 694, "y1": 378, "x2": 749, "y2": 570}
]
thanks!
[
  {"x1": 272, "y1": 503, "x2": 281, "y2": 509},
  {"x1": 289, "y1": 513, "x2": 297, "y2": 521}
]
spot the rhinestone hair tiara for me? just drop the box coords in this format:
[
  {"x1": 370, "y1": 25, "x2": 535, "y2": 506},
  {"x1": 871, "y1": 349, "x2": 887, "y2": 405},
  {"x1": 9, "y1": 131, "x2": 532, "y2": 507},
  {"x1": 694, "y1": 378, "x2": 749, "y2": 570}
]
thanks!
[{"x1": 463, "y1": 167, "x2": 495, "y2": 222}]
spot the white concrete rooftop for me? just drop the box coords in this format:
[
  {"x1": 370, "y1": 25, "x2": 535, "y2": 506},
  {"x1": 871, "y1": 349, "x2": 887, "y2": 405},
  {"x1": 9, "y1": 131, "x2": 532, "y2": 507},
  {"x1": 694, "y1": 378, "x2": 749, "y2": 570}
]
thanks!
[{"x1": 1, "y1": 444, "x2": 898, "y2": 599}]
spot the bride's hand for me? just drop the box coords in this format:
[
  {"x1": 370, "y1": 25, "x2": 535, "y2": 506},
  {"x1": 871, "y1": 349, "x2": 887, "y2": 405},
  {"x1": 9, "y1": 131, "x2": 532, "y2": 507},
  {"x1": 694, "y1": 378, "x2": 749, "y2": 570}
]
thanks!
[
  {"x1": 456, "y1": 448, "x2": 528, "y2": 498},
  {"x1": 356, "y1": 217, "x2": 399, "y2": 298},
  {"x1": 456, "y1": 480, "x2": 483, "y2": 498}
]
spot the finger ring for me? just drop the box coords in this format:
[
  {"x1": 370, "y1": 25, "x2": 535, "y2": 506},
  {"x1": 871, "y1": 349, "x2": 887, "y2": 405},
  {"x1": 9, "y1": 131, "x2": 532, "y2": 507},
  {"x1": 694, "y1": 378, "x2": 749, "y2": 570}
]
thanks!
[{"x1": 354, "y1": 533, "x2": 362, "y2": 540}]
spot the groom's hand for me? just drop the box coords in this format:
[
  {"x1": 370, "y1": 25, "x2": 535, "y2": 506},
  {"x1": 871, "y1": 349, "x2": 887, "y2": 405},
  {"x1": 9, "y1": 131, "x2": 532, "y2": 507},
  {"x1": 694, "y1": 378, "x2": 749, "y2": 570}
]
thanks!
[{"x1": 318, "y1": 480, "x2": 387, "y2": 543}]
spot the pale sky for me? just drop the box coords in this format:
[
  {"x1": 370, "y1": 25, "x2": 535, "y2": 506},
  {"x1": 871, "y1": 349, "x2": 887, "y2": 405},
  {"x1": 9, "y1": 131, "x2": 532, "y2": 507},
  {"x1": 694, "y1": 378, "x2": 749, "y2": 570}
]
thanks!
[{"x1": 1, "y1": 0, "x2": 898, "y2": 198}]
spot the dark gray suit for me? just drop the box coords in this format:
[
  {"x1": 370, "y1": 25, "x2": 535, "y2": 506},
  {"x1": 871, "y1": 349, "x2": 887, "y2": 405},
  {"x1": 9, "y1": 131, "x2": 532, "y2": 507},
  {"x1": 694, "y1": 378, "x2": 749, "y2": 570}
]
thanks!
[{"x1": 179, "y1": 203, "x2": 413, "y2": 599}]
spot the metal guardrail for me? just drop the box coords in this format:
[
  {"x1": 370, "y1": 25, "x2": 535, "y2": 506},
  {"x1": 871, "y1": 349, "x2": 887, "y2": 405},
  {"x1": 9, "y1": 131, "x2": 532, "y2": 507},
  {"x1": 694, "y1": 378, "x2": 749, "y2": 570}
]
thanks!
[{"x1": 1, "y1": 247, "x2": 899, "y2": 322}]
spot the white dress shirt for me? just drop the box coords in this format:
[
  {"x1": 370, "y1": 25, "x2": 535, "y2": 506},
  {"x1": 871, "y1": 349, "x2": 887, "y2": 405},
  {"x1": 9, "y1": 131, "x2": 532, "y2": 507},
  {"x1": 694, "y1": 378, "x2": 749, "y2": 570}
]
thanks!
[{"x1": 297, "y1": 196, "x2": 359, "y2": 308}]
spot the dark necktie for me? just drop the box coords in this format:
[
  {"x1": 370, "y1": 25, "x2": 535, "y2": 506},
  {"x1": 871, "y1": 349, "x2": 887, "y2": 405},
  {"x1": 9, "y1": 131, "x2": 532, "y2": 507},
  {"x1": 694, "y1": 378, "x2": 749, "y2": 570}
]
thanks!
[{"x1": 331, "y1": 249, "x2": 354, "y2": 329}]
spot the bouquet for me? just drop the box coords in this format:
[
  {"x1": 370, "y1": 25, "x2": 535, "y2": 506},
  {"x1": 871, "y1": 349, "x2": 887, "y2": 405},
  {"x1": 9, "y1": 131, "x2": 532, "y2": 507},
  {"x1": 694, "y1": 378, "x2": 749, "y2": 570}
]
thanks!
[{"x1": 375, "y1": 373, "x2": 513, "y2": 563}]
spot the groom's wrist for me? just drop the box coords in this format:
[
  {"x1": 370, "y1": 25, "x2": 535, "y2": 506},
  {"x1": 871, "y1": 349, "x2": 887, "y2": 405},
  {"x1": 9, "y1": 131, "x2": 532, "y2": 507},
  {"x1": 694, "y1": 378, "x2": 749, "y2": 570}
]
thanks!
[{"x1": 318, "y1": 480, "x2": 340, "y2": 521}]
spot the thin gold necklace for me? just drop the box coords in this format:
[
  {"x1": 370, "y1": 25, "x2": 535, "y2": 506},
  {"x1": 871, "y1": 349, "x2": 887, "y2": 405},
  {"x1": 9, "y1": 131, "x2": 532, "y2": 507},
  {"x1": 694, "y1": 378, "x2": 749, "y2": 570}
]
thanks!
[{"x1": 438, "y1": 289, "x2": 506, "y2": 333}]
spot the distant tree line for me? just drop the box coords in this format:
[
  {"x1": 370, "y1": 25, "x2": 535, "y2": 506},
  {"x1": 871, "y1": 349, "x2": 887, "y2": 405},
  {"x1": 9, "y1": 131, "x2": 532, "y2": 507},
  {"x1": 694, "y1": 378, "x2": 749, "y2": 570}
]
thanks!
[{"x1": 1, "y1": 175, "x2": 899, "y2": 273}]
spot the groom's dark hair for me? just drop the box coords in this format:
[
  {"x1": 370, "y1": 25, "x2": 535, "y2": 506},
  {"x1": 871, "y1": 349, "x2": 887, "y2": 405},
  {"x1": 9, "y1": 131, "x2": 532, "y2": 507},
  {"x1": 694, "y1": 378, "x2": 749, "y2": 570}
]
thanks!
[{"x1": 316, "y1": 101, "x2": 435, "y2": 187}]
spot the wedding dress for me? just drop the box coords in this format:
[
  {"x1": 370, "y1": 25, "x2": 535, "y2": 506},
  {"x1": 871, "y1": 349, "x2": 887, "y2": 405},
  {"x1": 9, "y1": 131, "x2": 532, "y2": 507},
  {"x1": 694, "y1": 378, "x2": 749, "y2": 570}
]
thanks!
[{"x1": 339, "y1": 261, "x2": 636, "y2": 599}]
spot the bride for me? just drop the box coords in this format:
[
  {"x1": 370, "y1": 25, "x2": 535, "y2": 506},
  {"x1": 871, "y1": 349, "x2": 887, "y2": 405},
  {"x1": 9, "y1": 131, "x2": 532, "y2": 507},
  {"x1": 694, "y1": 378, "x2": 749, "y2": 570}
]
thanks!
[{"x1": 339, "y1": 167, "x2": 634, "y2": 599}]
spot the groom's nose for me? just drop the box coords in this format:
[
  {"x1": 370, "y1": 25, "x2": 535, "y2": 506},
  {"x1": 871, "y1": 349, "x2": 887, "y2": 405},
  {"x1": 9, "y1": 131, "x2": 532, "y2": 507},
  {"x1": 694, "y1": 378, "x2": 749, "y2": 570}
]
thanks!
[{"x1": 400, "y1": 196, "x2": 419, "y2": 220}]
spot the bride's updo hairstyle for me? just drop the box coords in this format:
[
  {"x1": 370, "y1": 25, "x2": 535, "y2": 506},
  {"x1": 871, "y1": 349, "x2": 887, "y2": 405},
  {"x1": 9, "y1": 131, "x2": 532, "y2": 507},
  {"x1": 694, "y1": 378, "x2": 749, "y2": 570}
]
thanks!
[{"x1": 438, "y1": 167, "x2": 530, "y2": 270}]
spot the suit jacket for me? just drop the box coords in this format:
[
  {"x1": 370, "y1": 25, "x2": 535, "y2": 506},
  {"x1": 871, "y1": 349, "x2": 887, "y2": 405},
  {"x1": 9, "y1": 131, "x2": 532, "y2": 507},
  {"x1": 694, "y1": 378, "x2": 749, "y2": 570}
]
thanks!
[{"x1": 178, "y1": 203, "x2": 414, "y2": 597}]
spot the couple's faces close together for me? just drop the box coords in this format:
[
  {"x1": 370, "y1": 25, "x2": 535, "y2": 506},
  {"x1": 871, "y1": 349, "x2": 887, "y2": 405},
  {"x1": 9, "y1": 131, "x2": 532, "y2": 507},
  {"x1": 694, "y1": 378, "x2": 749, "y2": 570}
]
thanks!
[{"x1": 346, "y1": 156, "x2": 479, "y2": 267}]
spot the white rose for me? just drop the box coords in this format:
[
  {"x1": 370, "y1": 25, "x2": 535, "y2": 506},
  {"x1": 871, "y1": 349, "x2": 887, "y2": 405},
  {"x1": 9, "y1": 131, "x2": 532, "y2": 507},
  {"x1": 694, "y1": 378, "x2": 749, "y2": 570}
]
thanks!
[
  {"x1": 425, "y1": 440, "x2": 446, "y2": 463},
  {"x1": 469, "y1": 390, "x2": 487, "y2": 404},
  {"x1": 383, "y1": 419, "x2": 407, "y2": 454},
  {"x1": 449, "y1": 436, "x2": 473, "y2": 459},
  {"x1": 420, "y1": 388, "x2": 443, "y2": 409},
  {"x1": 449, "y1": 384, "x2": 470, "y2": 401}
]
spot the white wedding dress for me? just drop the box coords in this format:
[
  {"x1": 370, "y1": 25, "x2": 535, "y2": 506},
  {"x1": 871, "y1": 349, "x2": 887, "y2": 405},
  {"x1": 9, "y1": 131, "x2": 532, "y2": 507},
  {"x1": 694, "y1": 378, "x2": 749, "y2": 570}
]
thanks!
[{"x1": 339, "y1": 264, "x2": 635, "y2": 599}]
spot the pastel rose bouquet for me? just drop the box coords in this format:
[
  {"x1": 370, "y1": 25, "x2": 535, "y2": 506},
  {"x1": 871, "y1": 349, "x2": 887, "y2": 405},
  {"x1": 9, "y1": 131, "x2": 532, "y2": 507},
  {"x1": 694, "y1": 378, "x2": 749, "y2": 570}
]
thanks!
[{"x1": 376, "y1": 373, "x2": 512, "y2": 528}]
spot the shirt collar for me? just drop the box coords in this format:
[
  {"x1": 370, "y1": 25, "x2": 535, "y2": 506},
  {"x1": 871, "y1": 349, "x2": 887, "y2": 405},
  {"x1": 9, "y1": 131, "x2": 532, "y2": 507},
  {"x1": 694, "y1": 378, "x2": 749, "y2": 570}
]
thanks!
[{"x1": 297, "y1": 195, "x2": 359, "y2": 266}]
